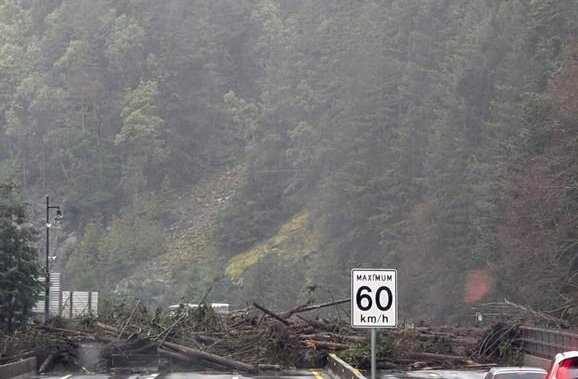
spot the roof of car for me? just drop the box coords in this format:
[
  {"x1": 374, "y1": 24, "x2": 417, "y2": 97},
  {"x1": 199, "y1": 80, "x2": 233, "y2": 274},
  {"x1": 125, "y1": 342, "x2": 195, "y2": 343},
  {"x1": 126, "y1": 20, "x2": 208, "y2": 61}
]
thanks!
[
  {"x1": 488, "y1": 367, "x2": 547, "y2": 374},
  {"x1": 559, "y1": 351, "x2": 578, "y2": 359}
]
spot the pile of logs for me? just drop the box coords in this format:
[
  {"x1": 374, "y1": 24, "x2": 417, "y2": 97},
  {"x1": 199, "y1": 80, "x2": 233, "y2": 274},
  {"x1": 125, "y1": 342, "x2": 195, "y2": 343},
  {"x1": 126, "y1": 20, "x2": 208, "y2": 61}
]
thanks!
[{"x1": 3, "y1": 299, "x2": 521, "y2": 374}]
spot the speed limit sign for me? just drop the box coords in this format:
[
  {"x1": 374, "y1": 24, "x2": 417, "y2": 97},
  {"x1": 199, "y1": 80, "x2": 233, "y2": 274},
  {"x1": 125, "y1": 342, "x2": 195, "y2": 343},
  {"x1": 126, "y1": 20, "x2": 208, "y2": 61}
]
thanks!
[{"x1": 351, "y1": 269, "x2": 397, "y2": 328}]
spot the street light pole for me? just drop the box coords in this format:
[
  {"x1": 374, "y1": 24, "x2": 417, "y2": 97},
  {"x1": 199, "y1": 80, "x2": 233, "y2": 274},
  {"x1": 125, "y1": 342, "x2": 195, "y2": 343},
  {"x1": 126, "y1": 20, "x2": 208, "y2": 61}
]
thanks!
[{"x1": 45, "y1": 196, "x2": 62, "y2": 321}]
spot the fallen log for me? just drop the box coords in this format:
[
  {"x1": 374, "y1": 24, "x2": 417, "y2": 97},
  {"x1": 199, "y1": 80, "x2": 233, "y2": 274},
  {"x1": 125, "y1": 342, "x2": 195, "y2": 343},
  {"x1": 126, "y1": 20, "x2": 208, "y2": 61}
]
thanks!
[
  {"x1": 107, "y1": 336, "x2": 151, "y2": 351},
  {"x1": 257, "y1": 363, "x2": 282, "y2": 371},
  {"x1": 129, "y1": 342, "x2": 160, "y2": 354},
  {"x1": 97, "y1": 321, "x2": 255, "y2": 372},
  {"x1": 295, "y1": 315, "x2": 331, "y2": 329},
  {"x1": 299, "y1": 333, "x2": 364, "y2": 343},
  {"x1": 39, "y1": 325, "x2": 95, "y2": 337},
  {"x1": 160, "y1": 348, "x2": 195, "y2": 364},
  {"x1": 39, "y1": 352, "x2": 57, "y2": 373},
  {"x1": 69, "y1": 355, "x2": 90, "y2": 373},
  {"x1": 302, "y1": 340, "x2": 349, "y2": 350},
  {"x1": 162, "y1": 341, "x2": 256, "y2": 373},
  {"x1": 278, "y1": 301, "x2": 313, "y2": 319},
  {"x1": 159, "y1": 347, "x2": 229, "y2": 372},
  {"x1": 283, "y1": 298, "x2": 351, "y2": 318},
  {"x1": 118, "y1": 300, "x2": 141, "y2": 338},
  {"x1": 253, "y1": 303, "x2": 291, "y2": 326},
  {"x1": 96, "y1": 322, "x2": 123, "y2": 335},
  {"x1": 176, "y1": 334, "x2": 221, "y2": 345},
  {"x1": 406, "y1": 352, "x2": 469, "y2": 362}
]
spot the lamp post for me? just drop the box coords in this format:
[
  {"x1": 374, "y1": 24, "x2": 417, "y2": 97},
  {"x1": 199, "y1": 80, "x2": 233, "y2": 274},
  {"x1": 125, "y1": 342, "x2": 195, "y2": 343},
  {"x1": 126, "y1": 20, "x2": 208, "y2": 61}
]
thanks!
[{"x1": 45, "y1": 196, "x2": 62, "y2": 321}]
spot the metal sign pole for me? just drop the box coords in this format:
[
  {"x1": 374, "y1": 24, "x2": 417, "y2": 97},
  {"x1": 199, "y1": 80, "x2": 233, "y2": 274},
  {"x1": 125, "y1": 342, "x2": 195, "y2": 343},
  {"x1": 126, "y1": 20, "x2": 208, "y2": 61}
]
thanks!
[
  {"x1": 352, "y1": 269, "x2": 397, "y2": 379},
  {"x1": 371, "y1": 328, "x2": 376, "y2": 379}
]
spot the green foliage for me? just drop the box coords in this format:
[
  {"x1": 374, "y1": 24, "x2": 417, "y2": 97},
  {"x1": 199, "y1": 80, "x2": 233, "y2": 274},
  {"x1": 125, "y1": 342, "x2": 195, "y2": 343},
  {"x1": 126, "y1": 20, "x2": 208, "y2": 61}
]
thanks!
[
  {"x1": 0, "y1": 180, "x2": 40, "y2": 332},
  {"x1": 0, "y1": 0, "x2": 576, "y2": 322},
  {"x1": 64, "y1": 223, "x2": 104, "y2": 290},
  {"x1": 235, "y1": 253, "x2": 306, "y2": 309},
  {"x1": 340, "y1": 333, "x2": 394, "y2": 369},
  {"x1": 98, "y1": 292, "x2": 147, "y2": 325},
  {"x1": 116, "y1": 80, "x2": 166, "y2": 201},
  {"x1": 169, "y1": 302, "x2": 222, "y2": 333},
  {"x1": 65, "y1": 199, "x2": 168, "y2": 292},
  {"x1": 215, "y1": 190, "x2": 288, "y2": 256},
  {"x1": 102, "y1": 211, "x2": 166, "y2": 285}
]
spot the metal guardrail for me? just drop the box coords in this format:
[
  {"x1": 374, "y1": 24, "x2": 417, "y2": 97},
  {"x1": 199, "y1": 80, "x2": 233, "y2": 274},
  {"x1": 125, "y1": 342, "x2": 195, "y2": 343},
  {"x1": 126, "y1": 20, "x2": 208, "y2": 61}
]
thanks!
[
  {"x1": 519, "y1": 326, "x2": 578, "y2": 358},
  {"x1": 0, "y1": 357, "x2": 37, "y2": 379},
  {"x1": 327, "y1": 354, "x2": 366, "y2": 379}
]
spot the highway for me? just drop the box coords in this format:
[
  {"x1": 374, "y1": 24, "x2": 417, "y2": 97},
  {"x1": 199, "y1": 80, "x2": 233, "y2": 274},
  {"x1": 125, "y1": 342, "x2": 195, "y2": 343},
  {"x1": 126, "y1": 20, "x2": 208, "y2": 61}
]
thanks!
[
  {"x1": 35, "y1": 368, "x2": 488, "y2": 379},
  {"x1": 36, "y1": 370, "x2": 329, "y2": 379},
  {"x1": 403, "y1": 370, "x2": 486, "y2": 379}
]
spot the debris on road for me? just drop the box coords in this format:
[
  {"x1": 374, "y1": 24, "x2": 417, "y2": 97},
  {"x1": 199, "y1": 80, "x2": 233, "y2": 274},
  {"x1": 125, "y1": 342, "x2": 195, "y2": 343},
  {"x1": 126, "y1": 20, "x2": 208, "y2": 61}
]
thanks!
[{"x1": 0, "y1": 299, "x2": 522, "y2": 374}]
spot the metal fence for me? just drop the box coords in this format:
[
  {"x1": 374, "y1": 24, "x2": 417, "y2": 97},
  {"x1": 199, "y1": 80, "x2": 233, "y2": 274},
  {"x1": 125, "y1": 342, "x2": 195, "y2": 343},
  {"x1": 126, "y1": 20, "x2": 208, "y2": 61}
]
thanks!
[
  {"x1": 32, "y1": 274, "x2": 99, "y2": 319},
  {"x1": 32, "y1": 273, "x2": 61, "y2": 317},
  {"x1": 519, "y1": 326, "x2": 578, "y2": 358},
  {"x1": 61, "y1": 291, "x2": 98, "y2": 318}
]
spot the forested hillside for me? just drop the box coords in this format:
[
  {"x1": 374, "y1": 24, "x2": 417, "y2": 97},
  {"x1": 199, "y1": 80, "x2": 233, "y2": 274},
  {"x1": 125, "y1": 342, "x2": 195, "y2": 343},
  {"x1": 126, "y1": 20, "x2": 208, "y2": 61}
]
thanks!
[{"x1": 1, "y1": 0, "x2": 577, "y2": 324}]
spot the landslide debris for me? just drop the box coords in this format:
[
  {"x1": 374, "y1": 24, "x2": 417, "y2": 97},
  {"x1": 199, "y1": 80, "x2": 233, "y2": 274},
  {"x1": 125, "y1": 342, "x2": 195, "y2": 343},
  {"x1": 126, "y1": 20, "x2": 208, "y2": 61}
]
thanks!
[{"x1": 1, "y1": 299, "x2": 522, "y2": 374}]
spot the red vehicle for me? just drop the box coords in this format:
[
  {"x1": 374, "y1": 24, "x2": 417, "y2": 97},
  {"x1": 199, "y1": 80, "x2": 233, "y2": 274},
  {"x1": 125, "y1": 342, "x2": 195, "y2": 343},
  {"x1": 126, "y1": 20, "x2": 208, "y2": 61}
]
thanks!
[{"x1": 545, "y1": 352, "x2": 578, "y2": 379}]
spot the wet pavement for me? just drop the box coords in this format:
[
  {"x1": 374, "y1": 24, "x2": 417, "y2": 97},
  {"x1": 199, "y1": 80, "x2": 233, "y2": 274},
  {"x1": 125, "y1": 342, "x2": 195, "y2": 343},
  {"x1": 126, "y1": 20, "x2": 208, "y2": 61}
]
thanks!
[
  {"x1": 36, "y1": 369, "x2": 327, "y2": 379},
  {"x1": 36, "y1": 367, "x2": 489, "y2": 379}
]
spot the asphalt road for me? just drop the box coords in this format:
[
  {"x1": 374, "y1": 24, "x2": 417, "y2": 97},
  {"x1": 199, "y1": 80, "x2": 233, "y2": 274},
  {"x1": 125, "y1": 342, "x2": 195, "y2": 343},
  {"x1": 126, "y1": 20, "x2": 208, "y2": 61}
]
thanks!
[
  {"x1": 403, "y1": 370, "x2": 486, "y2": 379},
  {"x1": 163, "y1": 370, "x2": 326, "y2": 379},
  {"x1": 36, "y1": 368, "x2": 488, "y2": 379},
  {"x1": 36, "y1": 370, "x2": 327, "y2": 379}
]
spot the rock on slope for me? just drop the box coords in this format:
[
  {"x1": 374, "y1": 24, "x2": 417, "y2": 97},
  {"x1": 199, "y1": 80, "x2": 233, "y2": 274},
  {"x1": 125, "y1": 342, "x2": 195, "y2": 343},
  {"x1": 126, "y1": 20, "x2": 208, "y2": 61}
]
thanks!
[{"x1": 116, "y1": 166, "x2": 243, "y2": 303}]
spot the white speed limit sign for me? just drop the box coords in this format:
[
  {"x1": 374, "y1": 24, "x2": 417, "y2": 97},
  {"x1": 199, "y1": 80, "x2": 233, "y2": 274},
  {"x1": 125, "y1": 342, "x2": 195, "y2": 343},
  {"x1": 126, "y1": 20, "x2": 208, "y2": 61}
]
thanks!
[{"x1": 351, "y1": 269, "x2": 397, "y2": 328}]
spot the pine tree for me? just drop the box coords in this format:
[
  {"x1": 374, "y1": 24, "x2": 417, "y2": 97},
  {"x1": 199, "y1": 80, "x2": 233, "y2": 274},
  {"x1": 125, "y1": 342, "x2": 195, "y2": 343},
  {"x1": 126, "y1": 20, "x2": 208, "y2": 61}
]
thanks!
[{"x1": 0, "y1": 181, "x2": 40, "y2": 332}]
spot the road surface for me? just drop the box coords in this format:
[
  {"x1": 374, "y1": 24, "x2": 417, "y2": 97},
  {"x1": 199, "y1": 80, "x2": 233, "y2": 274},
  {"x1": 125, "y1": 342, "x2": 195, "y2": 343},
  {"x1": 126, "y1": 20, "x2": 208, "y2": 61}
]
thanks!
[
  {"x1": 383, "y1": 370, "x2": 486, "y2": 379},
  {"x1": 36, "y1": 368, "x2": 487, "y2": 379},
  {"x1": 36, "y1": 370, "x2": 328, "y2": 379}
]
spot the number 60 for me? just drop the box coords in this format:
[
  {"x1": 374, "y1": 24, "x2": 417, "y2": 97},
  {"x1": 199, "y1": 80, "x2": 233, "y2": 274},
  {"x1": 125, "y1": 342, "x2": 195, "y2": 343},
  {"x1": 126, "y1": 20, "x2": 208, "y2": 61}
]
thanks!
[{"x1": 356, "y1": 286, "x2": 393, "y2": 311}]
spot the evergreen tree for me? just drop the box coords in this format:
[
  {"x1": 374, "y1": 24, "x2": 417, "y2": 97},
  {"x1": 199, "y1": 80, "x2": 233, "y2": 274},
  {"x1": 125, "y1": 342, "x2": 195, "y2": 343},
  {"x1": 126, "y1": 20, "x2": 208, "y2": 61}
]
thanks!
[{"x1": 0, "y1": 181, "x2": 40, "y2": 332}]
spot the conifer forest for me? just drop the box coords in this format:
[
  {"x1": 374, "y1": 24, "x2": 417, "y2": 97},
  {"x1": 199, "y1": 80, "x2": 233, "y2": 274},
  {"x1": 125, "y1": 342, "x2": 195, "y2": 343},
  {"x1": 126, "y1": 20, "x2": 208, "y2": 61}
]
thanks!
[{"x1": 1, "y1": 0, "x2": 578, "y2": 326}]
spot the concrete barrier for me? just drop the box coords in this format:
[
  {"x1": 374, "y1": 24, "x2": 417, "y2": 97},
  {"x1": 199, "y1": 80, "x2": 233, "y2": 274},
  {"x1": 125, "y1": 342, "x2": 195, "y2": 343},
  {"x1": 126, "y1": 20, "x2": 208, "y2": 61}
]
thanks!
[
  {"x1": 519, "y1": 325, "x2": 578, "y2": 369},
  {"x1": 519, "y1": 326, "x2": 578, "y2": 358},
  {"x1": 327, "y1": 353, "x2": 366, "y2": 379},
  {"x1": 523, "y1": 354, "x2": 551, "y2": 370},
  {"x1": 0, "y1": 357, "x2": 37, "y2": 379},
  {"x1": 111, "y1": 353, "x2": 159, "y2": 373}
]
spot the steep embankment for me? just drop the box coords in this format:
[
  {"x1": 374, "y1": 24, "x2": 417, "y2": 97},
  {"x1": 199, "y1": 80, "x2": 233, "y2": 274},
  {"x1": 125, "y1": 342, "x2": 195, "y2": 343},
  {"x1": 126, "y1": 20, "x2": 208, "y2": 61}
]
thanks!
[
  {"x1": 117, "y1": 166, "x2": 243, "y2": 303},
  {"x1": 225, "y1": 211, "x2": 320, "y2": 280},
  {"x1": 116, "y1": 163, "x2": 323, "y2": 307}
]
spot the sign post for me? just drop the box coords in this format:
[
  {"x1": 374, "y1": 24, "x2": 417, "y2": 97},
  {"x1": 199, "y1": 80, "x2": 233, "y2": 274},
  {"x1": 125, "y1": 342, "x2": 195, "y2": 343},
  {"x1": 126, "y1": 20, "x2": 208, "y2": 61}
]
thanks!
[
  {"x1": 351, "y1": 269, "x2": 397, "y2": 379},
  {"x1": 371, "y1": 328, "x2": 376, "y2": 379}
]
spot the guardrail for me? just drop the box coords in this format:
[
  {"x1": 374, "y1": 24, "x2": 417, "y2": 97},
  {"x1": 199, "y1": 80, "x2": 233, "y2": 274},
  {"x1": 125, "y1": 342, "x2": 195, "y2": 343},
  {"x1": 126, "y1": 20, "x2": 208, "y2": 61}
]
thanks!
[
  {"x1": 0, "y1": 357, "x2": 37, "y2": 379},
  {"x1": 326, "y1": 353, "x2": 366, "y2": 379},
  {"x1": 519, "y1": 326, "x2": 578, "y2": 359}
]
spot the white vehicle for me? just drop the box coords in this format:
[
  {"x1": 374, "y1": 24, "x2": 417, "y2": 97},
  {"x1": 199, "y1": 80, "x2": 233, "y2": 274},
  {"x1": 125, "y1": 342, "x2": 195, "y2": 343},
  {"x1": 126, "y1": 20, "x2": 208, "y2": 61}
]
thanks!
[
  {"x1": 168, "y1": 303, "x2": 230, "y2": 314},
  {"x1": 483, "y1": 367, "x2": 547, "y2": 379},
  {"x1": 545, "y1": 351, "x2": 578, "y2": 379}
]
